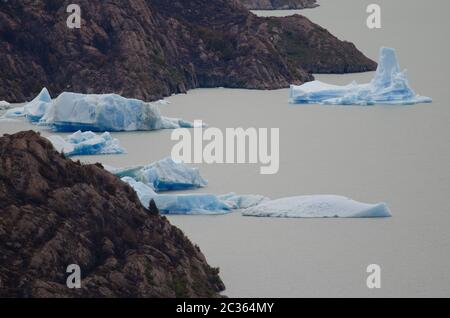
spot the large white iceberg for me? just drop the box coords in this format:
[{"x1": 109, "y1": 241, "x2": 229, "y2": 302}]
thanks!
[
  {"x1": 2, "y1": 89, "x2": 202, "y2": 132},
  {"x1": 113, "y1": 157, "x2": 208, "y2": 191},
  {"x1": 289, "y1": 47, "x2": 432, "y2": 105},
  {"x1": 47, "y1": 130, "x2": 125, "y2": 157},
  {"x1": 39, "y1": 92, "x2": 199, "y2": 132},
  {"x1": 121, "y1": 177, "x2": 268, "y2": 215},
  {"x1": 242, "y1": 195, "x2": 391, "y2": 218}
]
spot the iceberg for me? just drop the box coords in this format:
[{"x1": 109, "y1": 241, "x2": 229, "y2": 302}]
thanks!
[
  {"x1": 121, "y1": 177, "x2": 231, "y2": 215},
  {"x1": 3, "y1": 106, "x2": 25, "y2": 118},
  {"x1": 0, "y1": 101, "x2": 10, "y2": 107},
  {"x1": 121, "y1": 176, "x2": 158, "y2": 205},
  {"x1": 113, "y1": 157, "x2": 208, "y2": 191},
  {"x1": 242, "y1": 195, "x2": 391, "y2": 218},
  {"x1": 121, "y1": 177, "x2": 269, "y2": 215},
  {"x1": 155, "y1": 99, "x2": 171, "y2": 106},
  {"x1": 47, "y1": 130, "x2": 125, "y2": 157},
  {"x1": 289, "y1": 47, "x2": 432, "y2": 105},
  {"x1": 24, "y1": 88, "x2": 52, "y2": 122},
  {"x1": 40, "y1": 92, "x2": 199, "y2": 132},
  {"x1": 153, "y1": 194, "x2": 233, "y2": 215},
  {"x1": 218, "y1": 193, "x2": 270, "y2": 209},
  {"x1": 3, "y1": 88, "x2": 52, "y2": 120}
]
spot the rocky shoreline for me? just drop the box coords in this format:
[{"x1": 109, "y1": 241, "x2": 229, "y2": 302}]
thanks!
[
  {"x1": 0, "y1": 131, "x2": 225, "y2": 297},
  {"x1": 239, "y1": 0, "x2": 318, "y2": 10}
]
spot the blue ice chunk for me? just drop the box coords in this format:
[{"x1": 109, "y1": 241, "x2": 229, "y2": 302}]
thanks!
[
  {"x1": 290, "y1": 47, "x2": 432, "y2": 105},
  {"x1": 218, "y1": 193, "x2": 270, "y2": 209},
  {"x1": 242, "y1": 195, "x2": 392, "y2": 218},
  {"x1": 47, "y1": 130, "x2": 125, "y2": 157},
  {"x1": 120, "y1": 176, "x2": 271, "y2": 215},
  {"x1": 113, "y1": 157, "x2": 208, "y2": 191},
  {"x1": 121, "y1": 177, "x2": 158, "y2": 207},
  {"x1": 39, "y1": 92, "x2": 200, "y2": 132},
  {"x1": 3, "y1": 106, "x2": 25, "y2": 118},
  {"x1": 24, "y1": 88, "x2": 52, "y2": 122},
  {"x1": 121, "y1": 177, "x2": 231, "y2": 215},
  {"x1": 154, "y1": 194, "x2": 232, "y2": 215}
]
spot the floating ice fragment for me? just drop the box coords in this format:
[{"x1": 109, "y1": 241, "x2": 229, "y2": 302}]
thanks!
[
  {"x1": 3, "y1": 106, "x2": 25, "y2": 118},
  {"x1": 155, "y1": 99, "x2": 171, "y2": 105},
  {"x1": 218, "y1": 192, "x2": 270, "y2": 209},
  {"x1": 24, "y1": 88, "x2": 52, "y2": 122},
  {"x1": 47, "y1": 130, "x2": 125, "y2": 157},
  {"x1": 120, "y1": 176, "x2": 269, "y2": 215},
  {"x1": 289, "y1": 47, "x2": 432, "y2": 105},
  {"x1": 154, "y1": 194, "x2": 233, "y2": 215},
  {"x1": 242, "y1": 195, "x2": 391, "y2": 218},
  {"x1": 121, "y1": 176, "x2": 231, "y2": 215},
  {"x1": 113, "y1": 157, "x2": 208, "y2": 191},
  {"x1": 121, "y1": 177, "x2": 158, "y2": 206}
]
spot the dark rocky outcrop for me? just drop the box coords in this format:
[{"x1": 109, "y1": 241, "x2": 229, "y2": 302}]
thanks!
[
  {"x1": 239, "y1": 0, "x2": 318, "y2": 10},
  {"x1": 0, "y1": 0, "x2": 375, "y2": 102},
  {"x1": 0, "y1": 131, "x2": 225, "y2": 298}
]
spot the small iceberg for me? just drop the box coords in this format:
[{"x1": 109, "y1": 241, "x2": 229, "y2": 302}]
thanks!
[
  {"x1": 47, "y1": 130, "x2": 125, "y2": 157},
  {"x1": 154, "y1": 194, "x2": 233, "y2": 215},
  {"x1": 113, "y1": 157, "x2": 208, "y2": 191},
  {"x1": 0, "y1": 101, "x2": 10, "y2": 107},
  {"x1": 155, "y1": 99, "x2": 171, "y2": 106},
  {"x1": 2, "y1": 88, "x2": 52, "y2": 119},
  {"x1": 121, "y1": 176, "x2": 158, "y2": 204},
  {"x1": 121, "y1": 177, "x2": 230, "y2": 215},
  {"x1": 121, "y1": 177, "x2": 268, "y2": 215},
  {"x1": 40, "y1": 92, "x2": 199, "y2": 132},
  {"x1": 218, "y1": 193, "x2": 270, "y2": 209},
  {"x1": 3, "y1": 106, "x2": 25, "y2": 118},
  {"x1": 24, "y1": 88, "x2": 52, "y2": 122},
  {"x1": 289, "y1": 47, "x2": 432, "y2": 105},
  {"x1": 242, "y1": 195, "x2": 391, "y2": 218}
]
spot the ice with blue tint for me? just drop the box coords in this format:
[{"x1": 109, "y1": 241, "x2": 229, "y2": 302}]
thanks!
[
  {"x1": 154, "y1": 194, "x2": 234, "y2": 215},
  {"x1": 2, "y1": 88, "x2": 52, "y2": 120},
  {"x1": 39, "y1": 92, "x2": 199, "y2": 132},
  {"x1": 3, "y1": 106, "x2": 25, "y2": 118},
  {"x1": 121, "y1": 177, "x2": 231, "y2": 214},
  {"x1": 121, "y1": 177, "x2": 158, "y2": 205},
  {"x1": 24, "y1": 88, "x2": 52, "y2": 122},
  {"x1": 242, "y1": 195, "x2": 391, "y2": 218},
  {"x1": 113, "y1": 157, "x2": 208, "y2": 191},
  {"x1": 121, "y1": 177, "x2": 269, "y2": 215},
  {"x1": 289, "y1": 47, "x2": 432, "y2": 105},
  {"x1": 218, "y1": 193, "x2": 270, "y2": 209},
  {"x1": 47, "y1": 130, "x2": 125, "y2": 157}
]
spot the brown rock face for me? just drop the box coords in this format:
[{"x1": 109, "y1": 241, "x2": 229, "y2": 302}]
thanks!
[
  {"x1": 0, "y1": 131, "x2": 224, "y2": 298},
  {"x1": 0, "y1": 0, "x2": 375, "y2": 102},
  {"x1": 239, "y1": 0, "x2": 318, "y2": 10}
]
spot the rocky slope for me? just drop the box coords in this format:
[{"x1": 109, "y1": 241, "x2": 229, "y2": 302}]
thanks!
[
  {"x1": 239, "y1": 0, "x2": 318, "y2": 10},
  {"x1": 0, "y1": 0, "x2": 375, "y2": 102},
  {"x1": 0, "y1": 131, "x2": 225, "y2": 298}
]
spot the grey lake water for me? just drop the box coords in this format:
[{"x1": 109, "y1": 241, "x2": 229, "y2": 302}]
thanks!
[{"x1": 1, "y1": 0, "x2": 449, "y2": 297}]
